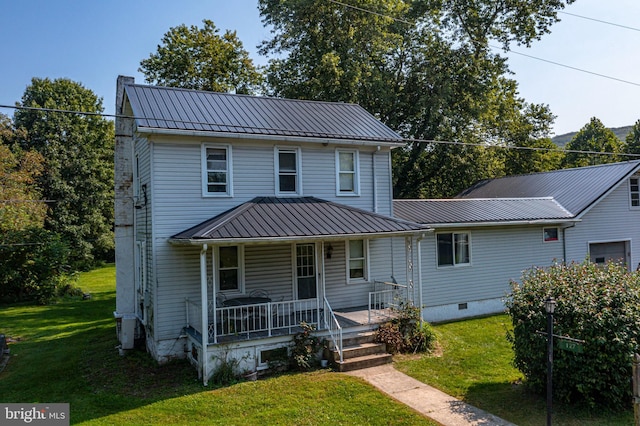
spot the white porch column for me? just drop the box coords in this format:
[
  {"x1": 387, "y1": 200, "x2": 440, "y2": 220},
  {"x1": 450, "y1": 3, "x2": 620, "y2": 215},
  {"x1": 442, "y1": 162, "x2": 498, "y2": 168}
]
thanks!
[{"x1": 200, "y1": 244, "x2": 208, "y2": 386}]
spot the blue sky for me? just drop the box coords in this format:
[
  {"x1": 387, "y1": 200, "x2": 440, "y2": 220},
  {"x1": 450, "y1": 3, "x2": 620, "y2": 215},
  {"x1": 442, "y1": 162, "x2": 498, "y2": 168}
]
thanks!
[{"x1": 1, "y1": 0, "x2": 638, "y2": 136}]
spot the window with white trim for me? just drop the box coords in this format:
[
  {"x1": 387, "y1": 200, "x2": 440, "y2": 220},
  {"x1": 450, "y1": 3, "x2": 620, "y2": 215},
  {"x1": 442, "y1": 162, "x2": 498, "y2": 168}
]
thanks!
[
  {"x1": 275, "y1": 147, "x2": 301, "y2": 195},
  {"x1": 202, "y1": 144, "x2": 232, "y2": 196},
  {"x1": 437, "y1": 232, "x2": 470, "y2": 267},
  {"x1": 217, "y1": 246, "x2": 244, "y2": 293},
  {"x1": 347, "y1": 239, "x2": 368, "y2": 282},
  {"x1": 336, "y1": 150, "x2": 359, "y2": 195},
  {"x1": 630, "y1": 173, "x2": 640, "y2": 207}
]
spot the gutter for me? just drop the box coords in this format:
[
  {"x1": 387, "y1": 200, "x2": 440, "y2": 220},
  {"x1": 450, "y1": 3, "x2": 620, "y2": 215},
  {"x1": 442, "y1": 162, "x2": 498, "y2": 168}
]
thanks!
[
  {"x1": 168, "y1": 229, "x2": 430, "y2": 246},
  {"x1": 135, "y1": 127, "x2": 405, "y2": 148},
  {"x1": 424, "y1": 218, "x2": 580, "y2": 229}
]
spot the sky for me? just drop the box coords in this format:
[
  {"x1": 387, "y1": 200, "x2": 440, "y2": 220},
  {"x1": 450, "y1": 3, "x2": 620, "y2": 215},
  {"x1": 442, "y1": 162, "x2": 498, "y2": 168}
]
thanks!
[{"x1": 0, "y1": 0, "x2": 638, "y2": 136}]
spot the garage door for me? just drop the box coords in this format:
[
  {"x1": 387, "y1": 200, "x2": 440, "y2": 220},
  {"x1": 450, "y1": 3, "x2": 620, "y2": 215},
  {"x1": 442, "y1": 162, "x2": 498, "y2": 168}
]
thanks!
[{"x1": 589, "y1": 242, "x2": 627, "y2": 266}]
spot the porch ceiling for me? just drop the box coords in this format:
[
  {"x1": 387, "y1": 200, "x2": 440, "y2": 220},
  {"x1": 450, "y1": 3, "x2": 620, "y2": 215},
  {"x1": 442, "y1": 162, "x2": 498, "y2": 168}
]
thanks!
[{"x1": 169, "y1": 197, "x2": 427, "y2": 245}]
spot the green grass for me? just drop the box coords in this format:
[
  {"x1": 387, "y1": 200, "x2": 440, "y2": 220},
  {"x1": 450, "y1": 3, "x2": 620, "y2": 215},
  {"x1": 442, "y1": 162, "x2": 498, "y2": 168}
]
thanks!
[
  {"x1": 394, "y1": 315, "x2": 634, "y2": 425},
  {"x1": 0, "y1": 265, "x2": 436, "y2": 425}
]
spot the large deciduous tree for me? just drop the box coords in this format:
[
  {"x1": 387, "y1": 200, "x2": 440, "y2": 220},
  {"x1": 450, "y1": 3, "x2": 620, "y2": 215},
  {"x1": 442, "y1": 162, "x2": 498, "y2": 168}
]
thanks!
[
  {"x1": 625, "y1": 119, "x2": 640, "y2": 155},
  {"x1": 563, "y1": 117, "x2": 624, "y2": 168},
  {"x1": 14, "y1": 78, "x2": 115, "y2": 268},
  {"x1": 139, "y1": 19, "x2": 263, "y2": 94},
  {"x1": 0, "y1": 113, "x2": 46, "y2": 232},
  {"x1": 259, "y1": 0, "x2": 571, "y2": 198}
]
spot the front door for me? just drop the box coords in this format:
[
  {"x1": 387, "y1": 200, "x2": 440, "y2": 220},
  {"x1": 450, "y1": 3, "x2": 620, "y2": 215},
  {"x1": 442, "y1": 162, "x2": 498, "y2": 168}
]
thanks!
[{"x1": 296, "y1": 243, "x2": 317, "y2": 299}]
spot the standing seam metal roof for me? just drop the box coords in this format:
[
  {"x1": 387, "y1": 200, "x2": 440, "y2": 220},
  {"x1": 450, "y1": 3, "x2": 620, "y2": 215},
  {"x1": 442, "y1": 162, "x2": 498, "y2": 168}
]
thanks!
[
  {"x1": 124, "y1": 84, "x2": 403, "y2": 143},
  {"x1": 170, "y1": 197, "x2": 426, "y2": 242},
  {"x1": 393, "y1": 198, "x2": 574, "y2": 225},
  {"x1": 456, "y1": 161, "x2": 640, "y2": 216}
]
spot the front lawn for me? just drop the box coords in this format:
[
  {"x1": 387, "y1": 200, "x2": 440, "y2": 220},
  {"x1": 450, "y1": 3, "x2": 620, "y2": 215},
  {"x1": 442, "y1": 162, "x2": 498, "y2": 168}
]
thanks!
[
  {"x1": 0, "y1": 265, "x2": 435, "y2": 425},
  {"x1": 394, "y1": 315, "x2": 634, "y2": 425}
]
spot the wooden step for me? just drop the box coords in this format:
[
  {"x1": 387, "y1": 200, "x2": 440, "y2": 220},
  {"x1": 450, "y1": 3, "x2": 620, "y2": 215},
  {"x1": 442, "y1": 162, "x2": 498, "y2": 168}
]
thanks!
[{"x1": 336, "y1": 352, "x2": 393, "y2": 372}]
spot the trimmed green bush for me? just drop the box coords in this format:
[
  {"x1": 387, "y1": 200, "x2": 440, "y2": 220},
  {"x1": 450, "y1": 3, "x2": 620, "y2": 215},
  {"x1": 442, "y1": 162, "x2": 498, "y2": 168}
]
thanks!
[
  {"x1": 506, "y1": 260, "x2": 640, "y2": 409},
  {"x1": 375, "y1": 302, "x2": 436, "y2": 354}
]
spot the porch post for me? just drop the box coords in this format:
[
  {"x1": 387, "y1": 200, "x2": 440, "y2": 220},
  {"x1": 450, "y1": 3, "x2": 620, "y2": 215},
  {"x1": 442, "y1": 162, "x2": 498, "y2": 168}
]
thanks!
[
  {"x1": 405, "y1": 236, "x2": 414, "y2": 305},
  {"x1": 318, "y1": 241, "x2": 324, "y2": 329},
  {"x1": 200, "y1": 244, "x2": 208, "y2": 386}
]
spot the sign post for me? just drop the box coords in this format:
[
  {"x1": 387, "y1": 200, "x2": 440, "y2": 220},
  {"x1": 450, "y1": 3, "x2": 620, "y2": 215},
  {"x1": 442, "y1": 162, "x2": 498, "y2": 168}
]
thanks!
[{"x1": 544, "y1": 297, "x2": 556, "y2": 426}]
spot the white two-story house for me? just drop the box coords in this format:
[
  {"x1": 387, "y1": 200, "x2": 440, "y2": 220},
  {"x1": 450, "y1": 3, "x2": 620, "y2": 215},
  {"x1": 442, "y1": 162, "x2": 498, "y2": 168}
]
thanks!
[{"x1": 113, "y1": 77, "x2": 427, "y2": 383}]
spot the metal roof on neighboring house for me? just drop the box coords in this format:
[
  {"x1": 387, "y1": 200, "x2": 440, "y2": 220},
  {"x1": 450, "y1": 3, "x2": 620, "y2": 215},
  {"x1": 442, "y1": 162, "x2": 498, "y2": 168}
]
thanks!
[
  {"x1": 170, "y1": 197, "x2": 426, "y2": 244},
  {"x1": 123, "y1": 83, "x2": 403, "y2": 144},
  {"x1": 457, "y1": 161, "x2": 640, "y2": 216},
  {"x1": 393, "y1": 198, "x2": 574, "y2": 226}
]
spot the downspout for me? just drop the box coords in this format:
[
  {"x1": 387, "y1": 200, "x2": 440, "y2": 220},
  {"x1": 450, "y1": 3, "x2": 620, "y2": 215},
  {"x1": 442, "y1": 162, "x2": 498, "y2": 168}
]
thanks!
[
  {"x1": 416, "y1": 233, "x2": 427, "y2": 325},
  {"x1": 200, "y1": 244, "x2": 208, "y2": 386},
  {"x1": 372, "y1": 147, "x2": 379, "y2": 213},
  {"x1": 561, "y1": 223, "x2": 576, "y2": 264}
]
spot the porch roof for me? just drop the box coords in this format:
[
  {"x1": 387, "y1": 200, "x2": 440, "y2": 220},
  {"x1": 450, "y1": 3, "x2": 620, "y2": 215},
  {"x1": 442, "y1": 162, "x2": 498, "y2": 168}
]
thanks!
[{"x1": 169, "y1": 197, "x2": 427, "y2": 244}]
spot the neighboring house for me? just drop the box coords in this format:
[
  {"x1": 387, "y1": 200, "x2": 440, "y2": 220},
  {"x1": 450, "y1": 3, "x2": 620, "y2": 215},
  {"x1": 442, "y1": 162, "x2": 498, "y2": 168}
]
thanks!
[
  {"x1": 113, "y1": 77, "x2": 426, "y2": 384},
  {"x1": 394, "y1": 160, "x2": 640, "y2": 322}
]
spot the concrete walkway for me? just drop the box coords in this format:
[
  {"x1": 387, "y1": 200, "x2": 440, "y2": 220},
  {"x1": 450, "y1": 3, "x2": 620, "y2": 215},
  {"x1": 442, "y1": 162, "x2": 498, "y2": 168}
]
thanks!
[{"x1": 346, "y1": 364, "x2": 516, "y2": 426}]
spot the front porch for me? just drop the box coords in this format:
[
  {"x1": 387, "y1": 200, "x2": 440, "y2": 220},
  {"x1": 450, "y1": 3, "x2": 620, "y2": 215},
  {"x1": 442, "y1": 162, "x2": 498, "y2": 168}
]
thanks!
[{"x1": 184, "y1": 280, "x2": 406, "y2": 345}]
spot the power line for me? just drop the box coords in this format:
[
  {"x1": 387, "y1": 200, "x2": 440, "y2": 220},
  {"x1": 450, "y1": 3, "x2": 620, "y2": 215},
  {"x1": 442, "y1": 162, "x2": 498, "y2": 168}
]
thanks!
[
  {"x1": 559, "y1": 11, "x2": 640, "y2": 33},
  {"x1": 325, "y1": 0, "x2": 640, "y2": 88},
  {"x1": 1, "y1": 102, "x2": 639, "y2": 158}
]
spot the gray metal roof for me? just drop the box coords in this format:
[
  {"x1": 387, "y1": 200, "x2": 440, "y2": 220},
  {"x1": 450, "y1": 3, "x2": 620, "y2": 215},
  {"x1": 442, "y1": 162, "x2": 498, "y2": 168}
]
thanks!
[
  {"x1": 393, "y1": 198, "x2": 574, "y2": 226},
  {"x1": 170, "y1": 197, "x2": 426, "y2": 243},
  {"x1": 124, "y1": 84, "x2": 402, "y2": 143},
  {"x1": 457, "y1": 161, "x2": 640, "y2": 216}
]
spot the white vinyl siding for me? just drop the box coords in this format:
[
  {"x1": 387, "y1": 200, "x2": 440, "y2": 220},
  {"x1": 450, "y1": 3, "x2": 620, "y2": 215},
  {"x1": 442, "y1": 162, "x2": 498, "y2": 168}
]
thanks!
[
  {"x1": 420, "y1": 226, "x2": 564, "y2": 308},
  {"x1": 202, "y1": 144, "x2": 232, "y2": 197},
  {"x1": 336, "y1": 149, "x2": 359, "y2": 195}
]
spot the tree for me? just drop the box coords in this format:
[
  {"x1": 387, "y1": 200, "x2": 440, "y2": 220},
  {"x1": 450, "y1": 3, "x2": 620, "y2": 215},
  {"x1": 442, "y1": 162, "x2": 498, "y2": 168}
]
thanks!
[
  {"x1": 0, "y1": 113, "x2": 46, "y2": 232},
  {"x1": 259, "y1": 0, "x2": 565, "y2": 198},
  {"x1": 139, "y1": 19, "x2": 263, "y2": 94},
  {"x1": 563, "y1": 117, "x2": 624, "y2": 168},
  {"x1": 14, "y1": 78, "x2": 115, "y2": 268},
  {"x1": 625, "y1": 119, "x2": 640, "y2": 155}
]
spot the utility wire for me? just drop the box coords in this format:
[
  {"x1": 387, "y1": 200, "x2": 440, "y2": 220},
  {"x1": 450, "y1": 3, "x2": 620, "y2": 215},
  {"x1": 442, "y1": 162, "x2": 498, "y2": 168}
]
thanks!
[
  {"x1": 1, "y1": 102, "x2": 639, "y2": 158},
  {"x1": 559, "y1": 11, "x2": 640, "y2": 32}
]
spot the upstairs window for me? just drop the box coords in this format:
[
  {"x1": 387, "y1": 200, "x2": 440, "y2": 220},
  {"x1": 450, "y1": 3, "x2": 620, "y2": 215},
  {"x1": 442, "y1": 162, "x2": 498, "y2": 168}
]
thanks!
[
  {"x1": 437, "y1": 232, "x2": 470, "y2": 267},
  {"x1": 275, "y1": 147, "x2": 301, "y2": 195},
  {"x1": 630, "y1": 174, "x2": 640, "y2": 207},
  {"x1": 336, "y1": 150, "x2": 359, "y2": 195},
  {"x1": 202, "y1": 145, "x2": 232, "y2": 196}
]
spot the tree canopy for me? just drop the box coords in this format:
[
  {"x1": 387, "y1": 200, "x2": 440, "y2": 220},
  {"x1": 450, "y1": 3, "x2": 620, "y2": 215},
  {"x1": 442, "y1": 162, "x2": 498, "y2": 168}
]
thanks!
[
  {"x1": 139, "y1": 19, "x2": 263, "y2": 94},
  {"x1": 14, "y1": 78, "x2": 115, "y2": 268},
  {"x1": 625, "y1": 119, "x2": 640, "y2": 155},
  {"x1": 258, "y1": 0, "x2": 572, "y2": 197},
  {"x1": 0, "y1": 113, "x2": 46, "y2": 232},
  {"x1": 563, "y1": 117, "x2": 624, "y2": 168}
]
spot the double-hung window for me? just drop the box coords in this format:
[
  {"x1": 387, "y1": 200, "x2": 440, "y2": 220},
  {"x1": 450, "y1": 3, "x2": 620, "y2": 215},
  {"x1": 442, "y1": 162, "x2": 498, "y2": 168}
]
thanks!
[
  {"x1": 437, "y1": 232, "x2": 470, "y2": 267},
  {"x1": 202, "y1": 145, "x2": 232, "y2": 196},
  {"x1": 336, "y1": 150, "x2": 359, "y2": 195},
  {"x1": 275, "y1": 147, "x2": 301, "y2": 195},
  {"x1": 630, "y1": 173, "x2": 640, "y2": 207},
  {"x1": 347, "y1": 239, "x2": 368, "y2": 282},
  {"x1": 218, "y1": 246, "x2": 244, "y2": 293}
]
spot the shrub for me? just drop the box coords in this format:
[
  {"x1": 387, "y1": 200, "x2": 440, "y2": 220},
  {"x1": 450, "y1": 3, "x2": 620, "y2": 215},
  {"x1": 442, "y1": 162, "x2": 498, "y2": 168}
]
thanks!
[
  {"x1": 506, "y1": 260, "x2": 640, "y2": 409},
  {"x1": 290, "y1": 322, "x2": 323, "y2": 371},
  {"x1": 375, "y1": 302, "x2": 436, "y2": 354},
  {"x1": 0, "y1": 228, "x2": 72, "y2": 304}
]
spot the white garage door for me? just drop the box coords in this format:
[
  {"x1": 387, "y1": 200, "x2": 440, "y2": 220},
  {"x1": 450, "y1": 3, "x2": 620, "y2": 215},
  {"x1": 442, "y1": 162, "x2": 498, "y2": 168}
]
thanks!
[{"x1": 589, "y1": 242, "x2": 627, "y2": 266}]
